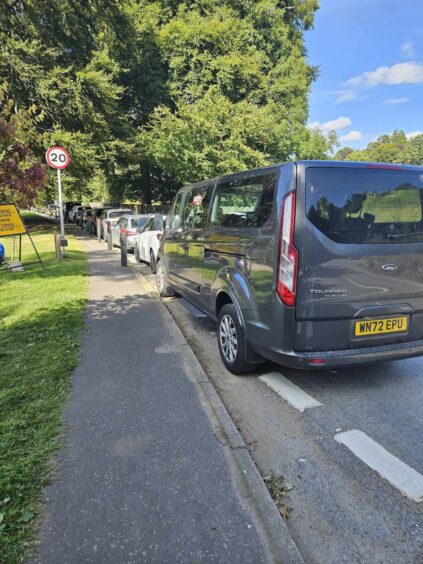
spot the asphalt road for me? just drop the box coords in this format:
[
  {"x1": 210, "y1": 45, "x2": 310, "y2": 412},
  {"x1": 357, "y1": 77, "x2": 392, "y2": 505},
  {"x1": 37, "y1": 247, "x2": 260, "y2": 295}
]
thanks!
[{"x1": 133, "y1": 259, "x2": 423, "y2": 564}]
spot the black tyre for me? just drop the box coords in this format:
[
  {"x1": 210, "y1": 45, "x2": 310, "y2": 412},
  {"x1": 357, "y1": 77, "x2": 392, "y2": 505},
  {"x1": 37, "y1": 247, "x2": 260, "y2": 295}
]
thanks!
[
  {"x1": 156, "y1": 259, "x2": 175, "y2": 297},
  {"x1": 134, "y1": 243, "x2": 141, "y2": 263},
  {"x1": 150, "y1": 249, "x2": 157, "y2": 274},
  {"x1": 217, "y1": 303, "x2": 257, "y2": 374}
]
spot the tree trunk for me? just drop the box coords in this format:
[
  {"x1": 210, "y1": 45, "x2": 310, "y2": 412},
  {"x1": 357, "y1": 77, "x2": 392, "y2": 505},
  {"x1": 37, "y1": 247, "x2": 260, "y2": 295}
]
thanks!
[{"x1": 141, "y1": 161, "x2": 152, "y2": 212}]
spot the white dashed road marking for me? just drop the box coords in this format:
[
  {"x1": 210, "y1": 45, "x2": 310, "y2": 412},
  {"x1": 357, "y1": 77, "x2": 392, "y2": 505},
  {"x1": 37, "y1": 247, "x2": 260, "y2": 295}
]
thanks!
[
  {"x1": 335, "y1": 429, "x2": 423, "y2": 502},
  {"x1": 258, "y1": 372, "x2": 322, "y2": 412}
]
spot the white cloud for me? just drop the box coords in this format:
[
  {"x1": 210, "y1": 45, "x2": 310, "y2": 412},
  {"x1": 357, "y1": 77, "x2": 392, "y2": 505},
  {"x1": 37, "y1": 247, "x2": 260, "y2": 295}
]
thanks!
[
  {"x1": 336, "y1": 90, "x2": 356, "y2": 104},
  {"x1": 340, "y1": 131, "x2": 363, "y2": 142},
  {"x1": 406, "y1": 130, "x2": 423, "y2": 139},
  {"x1": 401, "y1": 41, "x2": 415, "y2": 58},
  {"x1": 309, "y1": 116, "x2": 352, "y2": 132},
  {"x1": 346, "y1": 62, "x2": 423, "y2": 88},
  {"x1": 384, "y1": 97, "x2": 409, "y2": 105}
]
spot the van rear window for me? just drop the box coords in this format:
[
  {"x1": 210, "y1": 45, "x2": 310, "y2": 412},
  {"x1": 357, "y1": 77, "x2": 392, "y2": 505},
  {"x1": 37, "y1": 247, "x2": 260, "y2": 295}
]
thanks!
[{"x1": 306, "y1": 167, "x2": 423, "y2": 244}]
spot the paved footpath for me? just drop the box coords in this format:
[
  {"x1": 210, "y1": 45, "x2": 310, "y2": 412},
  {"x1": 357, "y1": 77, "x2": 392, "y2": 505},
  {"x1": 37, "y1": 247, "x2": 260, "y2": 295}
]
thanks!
[{"x1": 33, "y1": 235, "x2": 301, "y2": 564}]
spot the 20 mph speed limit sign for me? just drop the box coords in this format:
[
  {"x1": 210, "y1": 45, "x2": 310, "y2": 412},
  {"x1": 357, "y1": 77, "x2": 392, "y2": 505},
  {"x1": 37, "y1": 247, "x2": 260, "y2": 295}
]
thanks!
[
  {"x1": 46, "y1": 146, "x2": 71, "y2": 169},
  {"x1": 46, "y1": 146, "x2": 70, "y2": 240}
]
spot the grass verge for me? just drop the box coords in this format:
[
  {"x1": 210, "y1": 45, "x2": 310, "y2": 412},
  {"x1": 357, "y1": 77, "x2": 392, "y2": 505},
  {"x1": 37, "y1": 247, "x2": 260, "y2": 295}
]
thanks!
[{"x1": 0, "y1": 212, "x2": 88, "y2": 562}]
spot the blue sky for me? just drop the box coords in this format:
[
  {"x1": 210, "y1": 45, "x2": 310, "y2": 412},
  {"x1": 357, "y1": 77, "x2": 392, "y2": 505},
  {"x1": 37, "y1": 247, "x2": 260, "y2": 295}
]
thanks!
[{"x1": 305, "y1": 0, "x2": 423, "y2": 149}]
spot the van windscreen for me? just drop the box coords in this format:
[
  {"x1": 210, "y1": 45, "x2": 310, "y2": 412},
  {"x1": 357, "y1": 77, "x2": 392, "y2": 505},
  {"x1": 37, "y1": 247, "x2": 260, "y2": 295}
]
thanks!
[{"x1": 306, "y1": 167, "x2": 423, "y2": 244}]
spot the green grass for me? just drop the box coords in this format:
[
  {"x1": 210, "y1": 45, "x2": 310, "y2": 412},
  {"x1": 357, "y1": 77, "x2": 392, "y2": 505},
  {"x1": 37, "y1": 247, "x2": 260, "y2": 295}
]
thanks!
[{"x1": 0, "y1": 213, "x2": 88, "y2": 563}]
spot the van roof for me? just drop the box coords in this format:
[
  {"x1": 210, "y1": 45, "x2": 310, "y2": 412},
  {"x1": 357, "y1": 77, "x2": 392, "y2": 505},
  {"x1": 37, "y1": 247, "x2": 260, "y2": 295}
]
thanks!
[
  {"x1": 181, "y1": 160, "x2": 423, "y2": 191},
  {"x1": 296, "y1": 160, "x2": 423, "y2": 171}
]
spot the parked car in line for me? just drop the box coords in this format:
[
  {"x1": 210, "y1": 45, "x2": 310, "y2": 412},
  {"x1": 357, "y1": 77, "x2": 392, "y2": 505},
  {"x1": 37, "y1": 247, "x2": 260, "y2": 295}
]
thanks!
[
  {"x1": 110, "y1": 214, "x2": 149, "y2": 251},
  {"x1": 156, "y1": 160, "x2": 423, "y2": 374},
  {"x1": 74, "y1": 206, "x2": 92, "y2": 226},
  {"x1": 69, "y1": 205, "x2": 82, "y2": 223},
  {"x1": 134, "y1": 213, "x2": 165, "y2": 273},
  {"x1": 48, "y1": 204, "x2": 60, "y2": 218},
  {"x1": 65, "y1": 202, "x2": 80, "y2": 221},
  {"x1": 81, "y1": 208, "x2": 93, "y2": 231},
  {"x1": 100, "y1": 208, "x2": 134, "y2": 241},
  {"x1": 87, "y1": 207, "x2": 112, "y2": 235}
]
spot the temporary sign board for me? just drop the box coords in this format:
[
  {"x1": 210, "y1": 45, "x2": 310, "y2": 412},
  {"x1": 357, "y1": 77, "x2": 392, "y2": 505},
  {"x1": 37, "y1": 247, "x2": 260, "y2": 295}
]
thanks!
[
  {"x1": 46, "y1": 146, "x2": 71, "y2": 170},
  {"x1": 0, "y1": 204, "x2": 27, "y2": 236},
  {"x1": 0, "y1": 204, "x2": 44, "y2": 272}
]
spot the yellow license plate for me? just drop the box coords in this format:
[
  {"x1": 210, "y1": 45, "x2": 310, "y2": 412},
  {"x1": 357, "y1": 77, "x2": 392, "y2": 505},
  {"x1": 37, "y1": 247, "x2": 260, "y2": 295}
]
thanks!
[{"x1": 355, "y1": 316, "x2": 409, "y2": 337}]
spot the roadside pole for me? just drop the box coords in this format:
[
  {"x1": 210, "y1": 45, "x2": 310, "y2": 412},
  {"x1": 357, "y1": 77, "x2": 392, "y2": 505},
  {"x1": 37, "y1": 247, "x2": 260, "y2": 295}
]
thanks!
[
  {"x1": 107, "y1": 222, "x2": 112, "y2": 251},
  {"x1": 57, "y1": 168, "x2": 65, "y2": 238},
  {"x1": 120, "y1": 233, "x2": 128, "y2": 267},
  {"x1": 46, "y1": 146, "x2": 71, "y2": 258}
]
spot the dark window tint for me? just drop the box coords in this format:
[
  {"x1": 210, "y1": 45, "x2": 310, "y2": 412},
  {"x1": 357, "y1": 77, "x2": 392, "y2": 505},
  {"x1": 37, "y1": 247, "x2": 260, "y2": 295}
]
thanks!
[
  {"x1": 306, "y1": 167, "x2": 423, "y2": 244},
  {"x1": 181, "y1": 185, "x2": 213, "y2": 229},
  {"x1": 168, "y1": 193, "x2": 184, "y2": 230},
  {"x1": 154, "y1": 214, "x2": 164, "y2": 230},
  {"x1": 141, "y1": 217, "x2": 154, "y2": 231},
  {"x1": 132, "y1": 217, "x2": 147, "y2": 229},
  {"x1": 210, "y1": 174, "x2": 276, "y2": 228}
]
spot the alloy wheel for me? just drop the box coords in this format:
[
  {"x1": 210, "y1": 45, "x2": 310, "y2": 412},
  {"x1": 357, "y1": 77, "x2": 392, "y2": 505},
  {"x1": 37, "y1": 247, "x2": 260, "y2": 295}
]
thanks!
[{"x1": 219, "y1": 314, "x2": 238, "y2": 363}]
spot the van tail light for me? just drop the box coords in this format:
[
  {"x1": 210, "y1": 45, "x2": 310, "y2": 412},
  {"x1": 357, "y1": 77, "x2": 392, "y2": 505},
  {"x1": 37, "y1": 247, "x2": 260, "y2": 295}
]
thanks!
[
  {"x1": 308, "y1": 358, "x2": 325, "y2": 365},
  {"x1": 125, "y1": 230, "x2": 137, "y2": 236},
  {"x1": 276, "y1": 191, "x2": 298, "y2": 307}
]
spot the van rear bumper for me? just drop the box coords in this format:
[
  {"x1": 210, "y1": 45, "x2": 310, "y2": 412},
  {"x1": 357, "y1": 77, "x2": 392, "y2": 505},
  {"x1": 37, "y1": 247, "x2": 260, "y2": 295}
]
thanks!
[{"x1": 256, "y1": 338, "x2": 423, "y2": 369}]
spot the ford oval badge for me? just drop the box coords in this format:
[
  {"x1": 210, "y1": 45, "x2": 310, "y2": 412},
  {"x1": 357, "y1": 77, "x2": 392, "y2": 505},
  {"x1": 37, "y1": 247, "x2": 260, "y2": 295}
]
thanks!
[{"x1": 381, "y1": 263, "x2": 398, "y2": 272}]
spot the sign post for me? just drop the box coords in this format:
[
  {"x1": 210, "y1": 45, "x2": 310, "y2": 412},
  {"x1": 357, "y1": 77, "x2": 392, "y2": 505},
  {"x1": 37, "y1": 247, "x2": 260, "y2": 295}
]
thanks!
[{"x1": 46, "y1": 146, "x2": 71, "y2": 250}]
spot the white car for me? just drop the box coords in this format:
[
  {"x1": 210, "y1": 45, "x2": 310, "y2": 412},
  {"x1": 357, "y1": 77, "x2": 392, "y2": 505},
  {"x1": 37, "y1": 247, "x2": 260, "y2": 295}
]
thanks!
[
  {"x1": 134, "y1": 214, "x2": 165, "y2": 273},
  {"x1": 99, "y1": 208, "x2": 133, "y2": 241},
  {"x1": 110, "y1": 214, "x2": 149, "y2": 251},
  {"x1": 69, "y1": 205, "x2": 83, "y2": 223}
]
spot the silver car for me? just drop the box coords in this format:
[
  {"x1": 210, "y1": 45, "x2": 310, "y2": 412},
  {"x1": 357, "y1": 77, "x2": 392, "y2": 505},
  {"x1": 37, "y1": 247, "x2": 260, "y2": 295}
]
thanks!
[
  {"x1": 99, "y1": 208, "x2": 134, "y2": 241},
  {"x1": 111, "y1": 214, "x2": 149, "y2": 251}
]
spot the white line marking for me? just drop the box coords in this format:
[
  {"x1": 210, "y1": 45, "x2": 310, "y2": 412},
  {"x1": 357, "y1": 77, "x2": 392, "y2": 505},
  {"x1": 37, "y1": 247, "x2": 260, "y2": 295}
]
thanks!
[
  {"x1": 258, "y1": 372, "x2": 322, "y2": 412},
  {"x1": 335, "y1": 430, "x2": 423, "y2": 503}
]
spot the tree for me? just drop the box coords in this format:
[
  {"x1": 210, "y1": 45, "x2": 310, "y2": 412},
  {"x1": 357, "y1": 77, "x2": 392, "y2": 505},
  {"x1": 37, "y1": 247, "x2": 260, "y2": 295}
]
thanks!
[
  {"x1": 298, "y1": 128, "x2": 338, "y2": 160},
  {"x1": 0, "y1": 93, "x2": 47, "y2": 206},
  {"x1": 400, "y1": 134, "x2": 423, "y2": 165},
  {"x1": 0, "y1": 0, "x2": 334, "y2": 207},
  {"x1": 138, "y1": 0, "x2": 331, "y2": 199},
  {"x1": 336, "y1": 130, "x2": 423, "y2": 165}
]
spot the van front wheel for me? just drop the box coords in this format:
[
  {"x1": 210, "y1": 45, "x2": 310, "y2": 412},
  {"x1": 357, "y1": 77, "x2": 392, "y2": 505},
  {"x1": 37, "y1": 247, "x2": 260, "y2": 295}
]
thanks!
[
  {"x1": 218, "y1": 304, "x2": 256, "y2": 374},
  {"x1": 156, "y1": 260, "x2": 175, "y2": 297}
]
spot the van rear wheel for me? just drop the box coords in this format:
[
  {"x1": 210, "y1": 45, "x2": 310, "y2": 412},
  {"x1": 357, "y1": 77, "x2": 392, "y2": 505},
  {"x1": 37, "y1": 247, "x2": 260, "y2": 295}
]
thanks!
[
  {"x1": 156, "y1": 260, "x2": 175, "y2": 297},
  {"x1": 217, "y1": 304, "x2": 257, "y2": 375}
]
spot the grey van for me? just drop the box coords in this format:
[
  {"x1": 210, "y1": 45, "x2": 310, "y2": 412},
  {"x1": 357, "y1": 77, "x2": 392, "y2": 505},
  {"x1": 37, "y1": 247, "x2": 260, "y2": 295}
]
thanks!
[{"x1": 156, "y1": 161, "x2": 423, "y2": 373}]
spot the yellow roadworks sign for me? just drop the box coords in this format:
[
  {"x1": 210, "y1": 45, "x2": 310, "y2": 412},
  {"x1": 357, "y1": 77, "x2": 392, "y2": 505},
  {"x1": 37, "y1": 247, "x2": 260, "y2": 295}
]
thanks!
[{"x1": 0, "y1": 205, "x2": 27, "y2": 236}]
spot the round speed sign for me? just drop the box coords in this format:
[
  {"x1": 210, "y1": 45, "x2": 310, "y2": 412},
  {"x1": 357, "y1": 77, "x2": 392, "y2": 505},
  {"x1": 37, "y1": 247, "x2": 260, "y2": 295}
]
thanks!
[{"x1": 46, "y1": 146, "x2": 71, "y2": 170}]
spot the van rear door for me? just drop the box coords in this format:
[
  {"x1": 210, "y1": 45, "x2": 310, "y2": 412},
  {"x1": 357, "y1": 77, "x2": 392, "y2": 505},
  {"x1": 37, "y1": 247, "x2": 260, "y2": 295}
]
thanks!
[{"x1": 294, "y1": 163, "x2": 423, "y2": 352}]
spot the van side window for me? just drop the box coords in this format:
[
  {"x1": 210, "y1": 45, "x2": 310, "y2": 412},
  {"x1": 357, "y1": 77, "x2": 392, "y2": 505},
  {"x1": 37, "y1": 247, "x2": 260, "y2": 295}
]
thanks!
[
  {"x1": 168, "y1": 192, "x2": 184, "y2": 230},
  {"x1": 181, "y1": 185, "x2": 213, "y2": 229},
  {"x1": 210, "y1": 174, "x2": 276, "y2": 228}
]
